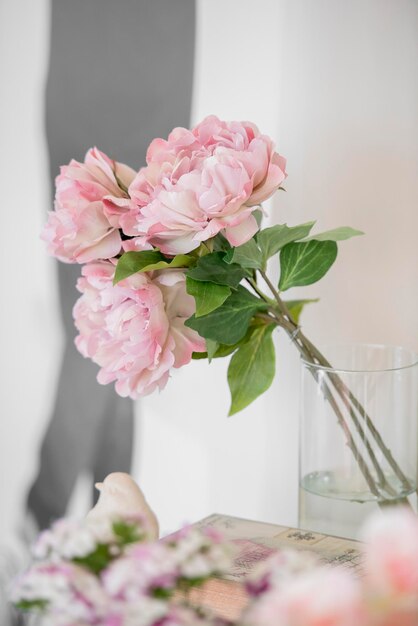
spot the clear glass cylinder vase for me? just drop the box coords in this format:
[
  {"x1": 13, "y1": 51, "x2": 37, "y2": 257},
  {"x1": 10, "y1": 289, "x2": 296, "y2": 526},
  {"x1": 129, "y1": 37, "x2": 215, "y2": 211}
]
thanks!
[{"x1": 298, "y1": 344, "x2": 418, "y2": 539}]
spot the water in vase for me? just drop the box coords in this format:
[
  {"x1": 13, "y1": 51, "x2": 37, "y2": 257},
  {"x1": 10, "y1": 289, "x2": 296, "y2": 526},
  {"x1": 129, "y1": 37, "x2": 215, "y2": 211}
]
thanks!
[{"x1": 299, "y1": 468, "x2": 416, "y2": 540}]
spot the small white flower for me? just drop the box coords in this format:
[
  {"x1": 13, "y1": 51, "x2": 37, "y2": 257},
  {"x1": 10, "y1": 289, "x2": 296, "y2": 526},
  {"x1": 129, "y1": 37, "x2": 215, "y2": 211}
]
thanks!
[{"x1": 32, "y1": 519, "x2": 97, "y2": 561}]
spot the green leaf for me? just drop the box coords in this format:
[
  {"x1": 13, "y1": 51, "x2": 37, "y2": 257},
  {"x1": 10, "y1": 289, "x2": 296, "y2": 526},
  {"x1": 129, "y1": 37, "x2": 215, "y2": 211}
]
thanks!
[
  {"x1": 73, "y1": 544, "x2": 113, "y2": 574},
  {"x1": 253, "y1": 208, "x2": 264, "y2": 227},
  {"x1": 191, "y1": 342, "x2": 241, "y2": 361},
  {"x1": 224, "y1": 238, "x2": 263, "y2": 269},
  {"x1": 228, "y1": 324, "x2": 276, "y2": 415},
  {"x1": 284, "y1": 298, "x2": 319, "y2": 324},
  {"x1": 191, "y1": 351, "x2": 209, "y2": 360},
  {"x1": 257, "y1": 222, "x2": 315, "y2": 264},
  {"x1": 206, "y1": 339, "x2": 219, "y2": 362},
  {"x1": 186, "y1": 252, "x2": 249, "y2": 288},
  {"x1": 190, "y1": 319, "x2": 268, "y2": 361},
  {"x1": 147, "y1": 254, "x2": 193, "y2": 270},
  {"x1": 279, "y1": 240, "x2": 338, "y2": 291},
  {"x1": 185, "y1": 286, "x2": 268, "y2": 345},
  {"x1": 303, "y1": 227, "x2": 364, "y2": 242},
  {"x1": 112, "y1": 520, "x2": 145, "y2": 545},
  {"x1": 15, "y1": 599, "x2": 48, "y2": 611},
  {"x1": 114, "y1": 251, "x2": 193, "y2": 284},
  {"x1": 213, "y1": 233, "x2": 232, "y2": 252},
  {"x1": 191, "y1": 323, "x2": 265, "y2": 361},
  {"x1": 152, "y1": 588, "x2": 173, "y2": 600},
  {"x1": 178, "y1": 576, "x2": 210, "y2": 590},
  {"x1": 212, "y1": 342, "x2": 242, "y2": 358},
  {"x1": 186, "y1": 277, "x2": 231, "y2": 317}
]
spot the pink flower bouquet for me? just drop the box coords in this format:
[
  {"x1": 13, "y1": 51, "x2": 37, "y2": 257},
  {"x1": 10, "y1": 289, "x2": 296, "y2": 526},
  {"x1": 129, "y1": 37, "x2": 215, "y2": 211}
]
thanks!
[
  {"x1": 42, "y1": 115, "x2": 413, "y2": 508},
  {"x1": 12, "y1": 509, "x2": 418, "y2": 625},
  {"x1": 42, "y1": 115, "x2": 359, "y2": 414}
]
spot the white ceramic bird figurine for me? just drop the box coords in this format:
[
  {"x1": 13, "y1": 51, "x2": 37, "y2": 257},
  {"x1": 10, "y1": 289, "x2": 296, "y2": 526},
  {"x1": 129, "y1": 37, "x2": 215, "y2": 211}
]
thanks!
[{"x1": 86, "y1": 472, "x2": 159, "y2": 540}]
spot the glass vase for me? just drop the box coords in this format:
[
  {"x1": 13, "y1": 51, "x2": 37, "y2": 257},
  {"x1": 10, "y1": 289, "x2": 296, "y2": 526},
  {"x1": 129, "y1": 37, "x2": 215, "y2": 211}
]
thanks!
[{"x1": 298, "y1": 344, "x2": 418, "y2": 539}]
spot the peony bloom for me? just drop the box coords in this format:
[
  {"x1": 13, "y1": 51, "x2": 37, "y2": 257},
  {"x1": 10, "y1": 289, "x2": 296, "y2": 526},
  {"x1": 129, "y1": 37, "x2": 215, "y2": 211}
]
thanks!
[
  {"x1": 114, "y1": 116, "x2": 287, "y2": 255},
  {"x1": 42, "y1": 147, "x2": 135, "y2": 263},
  {"x1": 73, "y1": 262, "x2": 205, "y2": 398},
  {"x1": 361, "y1": 508, "x2": 418, "y2": 625},
  {"x1": 244, "y1": 567, "x2": 364, "y2": 626}
]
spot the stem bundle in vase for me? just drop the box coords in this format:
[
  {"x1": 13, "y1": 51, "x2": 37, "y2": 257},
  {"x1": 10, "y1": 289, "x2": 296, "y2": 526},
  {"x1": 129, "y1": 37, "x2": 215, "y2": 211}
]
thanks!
[{"x1": 42, "y1": 115, "x2": 413, "y2": 508}]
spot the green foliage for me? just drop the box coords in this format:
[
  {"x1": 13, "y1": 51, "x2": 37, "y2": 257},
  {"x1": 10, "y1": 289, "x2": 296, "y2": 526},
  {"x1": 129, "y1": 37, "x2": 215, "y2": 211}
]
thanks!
[
  {"x1": 227, "y1": 324, "x2": 276, "y2": 415},
  {"x1": 224, "y1": 238, "x2": 263, "y2": 269},
  {"x1": 206, "y1": 339, "x2": 219, "y2": 361},
  {"x1": 191, "y1": 342, "x2": 240, "y2": 361},
  {"x1": 257, "y1": 222, "x2": 315, "y2": 265},
  {"x1": 302, "y1": 226, "x2": 363, "y2": 242},
  {"x1": 152, "y1": 588, "x2": 173, "y2": 600},
  {"x1": 72, "y1": 543, "x2": 113, "y2": 575},
  {"x1": 112, "y1": 220, "x2": 361, "y2": 415},
  {"x1": 279, "y1": 240, "x2": 338, "y2": 291},
  {"x1": 185, "y1": 286, "x2": 268, "y2": 345},
  {"x1": 186, "y1": 278, "x2": 231, "y2": 317},
  {"x1": 112, "y1": 520, "x2": 145, "y2": 546},
  {"x1": 252, "y1": 208, "x2": 264, "y2": 226},
  {"x1": 15, "y1": 599, "x2": 48, "y2": 612},
  {"x1": 191, "y1": 350, "x2": 210, "y2": 360},
  {"x1": 178, "y1": 576, "x2": 210, "y2": 590},
  {"x1": 192, "y1": 324, "x2": 266, "y2": 362},
  {"x1": 187, "y1": 252, "x2": 249, "y2": 287},
  {"x1": 211, "y1": 342, "x2": 244, "y2": 358},
  {"x1": 114, "y1": 251, "x2": 193, "y2": 284},
  {"x1": 212, "y1": 232, "x2": 232, "y2": 252},
  {"x1": 284, "y1": 299, "x2": 319, "y2": 324}
]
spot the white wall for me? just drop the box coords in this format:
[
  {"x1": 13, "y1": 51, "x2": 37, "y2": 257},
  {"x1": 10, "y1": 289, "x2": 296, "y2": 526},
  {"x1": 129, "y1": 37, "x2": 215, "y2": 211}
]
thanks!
[
  {"x1": 0, "y1": 0, "x2": 63, "y2": 535},
  {"x1": 1, "y1": 0, "x2": 417, "y2": 538}
]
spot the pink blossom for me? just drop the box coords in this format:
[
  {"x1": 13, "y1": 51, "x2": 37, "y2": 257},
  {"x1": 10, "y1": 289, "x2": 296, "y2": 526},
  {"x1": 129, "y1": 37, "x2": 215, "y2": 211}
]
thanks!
[
  {"x1": 246, "y1": 549, "x2": 318, "y2": 597},
  {"x1": 104, "y1": 601, "x2": 212, "y2": 626},
  {"x1": 361, "y1": 508, "x2": 418, "y2": 623},
  {"x1": 42, "y1": 147, "x2": 135, "y2": 263},
  {"x1": 244, "y1": 567, "x2": 364, "y2": 626},
  {"x1": 11, "y1": 562, "x2": 108, "y2": 622},
  {"x1": 115, "y1": 116, "x2": 286, "y2": 254},
  {"x1": 103, "y1": 599, "x2": 168, "y2": 626},
  {"x1": 164, "y1": 526, "x2": 234, "y2": 580},
  {"x1": 32, "y1": 519, "x2": 98, "y2": 561},
  {"x1": 103, "y1": 543, "x2": 179, "y2": 600},
  {"x1": 362, "y1": 508, "x2": 418, "y2": 596},
  {"x1": 73, "y1": 262, "x2": 205, "y2": 398}
]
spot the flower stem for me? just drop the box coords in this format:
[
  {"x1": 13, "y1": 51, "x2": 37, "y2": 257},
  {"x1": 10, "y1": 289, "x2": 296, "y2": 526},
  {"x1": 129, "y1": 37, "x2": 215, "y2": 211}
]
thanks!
[{"x1": 257, "y1": 270, "x2": 414, "y2": 504}]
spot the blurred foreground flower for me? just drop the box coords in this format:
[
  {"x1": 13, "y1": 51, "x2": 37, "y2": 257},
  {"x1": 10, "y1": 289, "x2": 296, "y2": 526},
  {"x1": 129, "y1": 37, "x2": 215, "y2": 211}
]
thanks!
[{"x1": 12, "y1": 506, "x2": 418, "y2": 626}]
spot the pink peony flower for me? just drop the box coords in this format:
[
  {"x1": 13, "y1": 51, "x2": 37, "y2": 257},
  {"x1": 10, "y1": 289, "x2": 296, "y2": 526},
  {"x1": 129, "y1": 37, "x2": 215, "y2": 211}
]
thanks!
[
  {"x1": 112, "y1": 116, "x2": 287, "y2": 255},
  {"x1": 362, "y1": 508, "x2": 418, "y2": 597},
  {"x1": 244, "y1": 567, "x2": 364, "y2": 626},
  {"x1": 361, "y1": 508, "x2": 418, "y2": 624},
  {"x1": 73, "y1": 262, "x2": 205, "y2": 398},
  {"x1": 42, "y1": 147, "x2": 135, "y2": 263}
]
